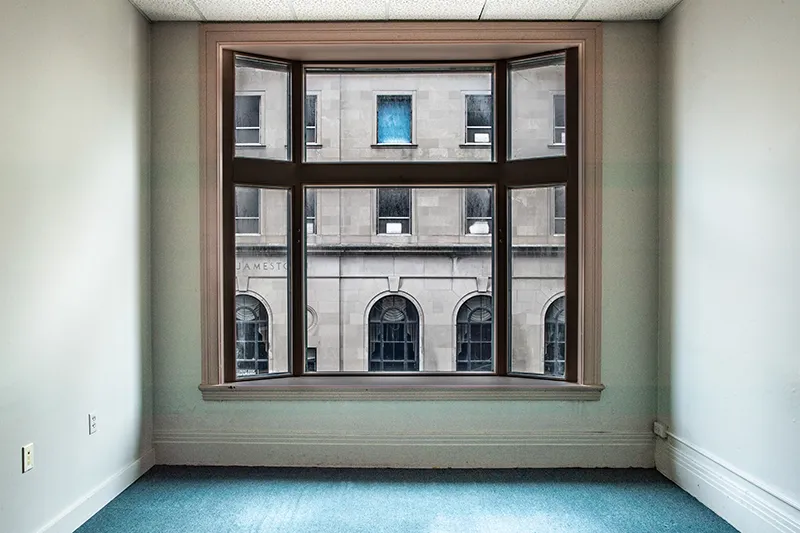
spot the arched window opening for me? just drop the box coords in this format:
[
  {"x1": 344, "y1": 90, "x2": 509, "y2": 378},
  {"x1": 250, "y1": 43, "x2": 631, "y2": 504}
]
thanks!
[
  {"x1": 456, "y1": 296, "x2": 493, "y2": 371},
  {"x1": 235, "y1": 294, "x2": 269, "y2": 377},
  {"x1": 368, "y1": 296, "x2": 420, "y2": 371},
  {"x1": 544, "y1": 296, "x2": 566, "y2": 377}
]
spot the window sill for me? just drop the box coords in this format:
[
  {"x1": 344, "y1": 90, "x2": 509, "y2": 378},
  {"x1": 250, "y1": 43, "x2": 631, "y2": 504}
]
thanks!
[
  {"x1": 548, "y1": 143, "x2": 566, "y2": 148},
  {"x1": 306, "y1": 143, "x2": 323, "y2": 148},
  {"x1": 459, "y1": 143, "x2": 492, "y2": 148},
  {"x1": 371, "y1": 143, "x2": 418, "y2": 148},
  {"x1": 199, "y1": 376, "x2": 604, "y2": 401}
]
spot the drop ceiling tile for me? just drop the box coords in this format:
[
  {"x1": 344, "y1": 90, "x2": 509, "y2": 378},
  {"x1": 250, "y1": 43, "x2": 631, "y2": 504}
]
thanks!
[
  {"x1": 129, "y1": 0, "x2": 202, "y2": 20},
  {"x1": 387, "y1": 0, "x2": 485, "y2": 20},
  {"x1": 481, "y1": 0, "x2": 585, "y2": 20},
  {"x1": 576, "y1": 0, "x2": 681, "y2": 20},
  {"x1": 192, "y1": 0, "x2": 296, "y2": 21},
  {"x1": 292, "y1": 0, "x2": 387, "y2": 20}
]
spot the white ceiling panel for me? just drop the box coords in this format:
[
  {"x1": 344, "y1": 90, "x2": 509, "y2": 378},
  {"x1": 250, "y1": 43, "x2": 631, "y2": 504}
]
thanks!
[
  {"x1": 481, "y1": 0, "x2": 586, "y2": 20},
  {"x1": 387, "y1": 0, "x2": 485, "y2": 20},
  {"x1": 293, "y1": 0, "x2": 387, "y2": 20},
  {"x1": 129, "y1": 0, "x2": 201, "y2": 20},
  {"x1": 577, "y1": 0, "x2": 681, "y2": 20},
  {"x1": 192, "y1": 0, "x2": 295, "y2": 21}
]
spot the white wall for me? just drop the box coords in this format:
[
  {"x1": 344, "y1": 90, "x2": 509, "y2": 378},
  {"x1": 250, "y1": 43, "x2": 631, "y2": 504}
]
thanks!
[
  {"x1": 658, "y1": 0, "x2": 800, "y2": 528},
  {"x1": 151, "y1": 23, "x2": 660, "y2": 467},
  {"x1": 0, "y1": 1, "x2": 152, "y2": 532}
]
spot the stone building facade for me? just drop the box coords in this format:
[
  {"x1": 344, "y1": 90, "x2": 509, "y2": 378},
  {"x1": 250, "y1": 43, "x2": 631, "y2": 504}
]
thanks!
[{"x1": 233, "y1": 58, "x2": 567, "y2": 376}]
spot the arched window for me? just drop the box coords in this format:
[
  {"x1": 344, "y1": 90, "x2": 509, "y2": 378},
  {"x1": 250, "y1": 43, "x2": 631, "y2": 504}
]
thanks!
[
  {"x1": 544, "y1": 296, "x2": 566, "y2": 377},
  {"x1": 456, "y1": 296, "x2": 493, "y2": 371},
  {"x1": 235, "y1": 294, "x2": 269, "y2": 377},
  {"x1": 368, "y1": 295, "x2": 419, "y2": 371}
]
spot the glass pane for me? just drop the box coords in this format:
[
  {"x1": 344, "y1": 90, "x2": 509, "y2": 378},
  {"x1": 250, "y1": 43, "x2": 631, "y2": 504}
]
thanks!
[
  {"x1": 376, "y1": 95, "x2": 412, "y2": 144},
  {"x1": 304, "y1": 65, "x2": 493, "y2": 162},
  {"x1": 234, "y1": 186, "x2": 289, "y2": 377},
  {"x1": 304, "y1": 187, "x2": 493, "y2": 372},
  {"x1": 509, "y1": 186, "x2": 566, "y2": 377},
  {"x1": 554, "y1": 186, "x2": 566, "y2": 235},
  {"x1": 235, "y1": 56, "x2": 290, "y2": 160},
  {"x1": 509, "y1": 53, "x2": 566, "y2": 160},
  {"x1": 465, "y1": 187, "x2": 493, "y2": 234}
]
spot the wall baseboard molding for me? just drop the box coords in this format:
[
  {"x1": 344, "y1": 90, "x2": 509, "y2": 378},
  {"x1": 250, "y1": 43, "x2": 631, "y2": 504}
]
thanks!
[
  {"x1": 154, "y1": 430, "x2": 654, "y2": 468},
  {"x1": 656, "y1": 436, "x2": 800, "y2": 533},
  {"x1": 38, "y1": 449, "x2": 156, "y2": 533}
]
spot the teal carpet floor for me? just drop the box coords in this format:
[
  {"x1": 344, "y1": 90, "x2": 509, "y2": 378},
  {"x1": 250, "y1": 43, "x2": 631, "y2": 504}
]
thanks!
[{"x1": 76, "y1": 467, "x2": 737, "y2": 533}]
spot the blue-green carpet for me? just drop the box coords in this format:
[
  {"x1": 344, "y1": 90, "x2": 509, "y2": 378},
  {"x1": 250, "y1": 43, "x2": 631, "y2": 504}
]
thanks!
[{"x1": 76, "y1": 467, "x2": 737, "y2": 532}]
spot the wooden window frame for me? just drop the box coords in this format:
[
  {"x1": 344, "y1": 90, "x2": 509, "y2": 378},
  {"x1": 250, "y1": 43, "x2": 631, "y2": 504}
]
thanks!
[{"x1": 199, "y1": 22, "x2": 603, "y2": 401}]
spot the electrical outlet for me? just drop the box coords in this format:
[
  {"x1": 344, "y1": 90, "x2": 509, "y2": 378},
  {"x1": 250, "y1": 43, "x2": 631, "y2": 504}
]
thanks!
[
  {"x1": 22, "y1": 443, "x2": 34, "y2": 473},
  {"x1": 88, "y1": 413, "x2": 97, "y2": 435},
  {"x1": 653, "y1": 421, "x2": 668, "y2": 439}
]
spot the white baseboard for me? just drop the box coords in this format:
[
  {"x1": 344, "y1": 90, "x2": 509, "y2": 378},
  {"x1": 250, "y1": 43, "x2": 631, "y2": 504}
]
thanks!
[
  {"x1": 656, "y1": 436, "x2": 800, "y2": 533},
  {"x1": 38, "y1": 448, "x2": 156, "y2": 533},
  {"x1": 154, "y1": 430, "x2": 654, "y2": 468}
]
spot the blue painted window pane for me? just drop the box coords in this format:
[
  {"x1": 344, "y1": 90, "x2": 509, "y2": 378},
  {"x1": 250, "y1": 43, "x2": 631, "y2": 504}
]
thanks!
[{"x1": 376, "y1": 95, "x2": 412, "y2": 144}]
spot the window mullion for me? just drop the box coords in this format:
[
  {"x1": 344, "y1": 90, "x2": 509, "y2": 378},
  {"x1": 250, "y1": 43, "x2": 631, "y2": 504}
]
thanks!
[
  {"x1": 221, "y1": 49, "x2": 237, "y2": 383},
  {"x1": 564, "y1": 47, "x2": 580, "y2": 383},
  {"x1": 290, "y1": 61, "x2": 305, "y2": 376},
  {"x1": 494, "y1": 60, "x2": 509, "y2": 376}
]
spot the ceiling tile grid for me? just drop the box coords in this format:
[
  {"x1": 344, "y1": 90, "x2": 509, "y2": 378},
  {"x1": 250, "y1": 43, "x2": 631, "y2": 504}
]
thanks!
[
  {"x1": 577, "y1": 0, "x2": 680, "y2": 20},
  {"x1": 192, "y1": 0, "x2": 295, "y2": 21},
  {"x1": 129, "y1": 0, "x2": 683, "y2": 22},
  {"x1": 387, "y1": 0, "x2": 486, "y2": 20},
  {"x1": 480, "y1": 0, "x2": 586, "y2": 20}
]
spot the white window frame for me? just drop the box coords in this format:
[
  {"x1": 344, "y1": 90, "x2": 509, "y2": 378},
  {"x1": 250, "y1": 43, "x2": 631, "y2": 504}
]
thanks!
[
  {"x1": 305, "y1": 91, "x2": 321, "y2": 146},
  {"x1": 463, "y1": 91, "x2": 493, "y2": 146},
  {"x1": 234, "y1": 91, "x2": 265, "y2": 147},
  {"x1": 373, "y1": 91, "x2": 417, "y2": 146}
]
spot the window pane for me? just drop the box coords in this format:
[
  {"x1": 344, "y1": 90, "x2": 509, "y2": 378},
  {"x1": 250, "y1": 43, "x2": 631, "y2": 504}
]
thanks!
[
  {"x1": 377, "y1": 95, "x2": 412, "y2": 144},
  {"x1": 554, "y1": 186, "x2": 566, "y2": 235},
  {"x1": 304, "y1": 187, "x2": 493, "y2": 372},
  {"x1": 465, "y1": 187, "x2": 493, "y2": 234},
  {"x1": 305, "y1": 189, "x2": 317, "y2": 234},
  {"x1": 509, "y1": 186, "x2": 566, "y2": 377},
  {"x1": 305, "y1": 94, "x2": 317, "y2": 144},
  {"x1": 304, "y1": 66, "x2": 493, "y2": 162},
  {"x1": 509, "y1": 53, "x2": 566, "y2": 160},
  {"x1": 377, "y1": 188, "x2": 411, "y2": 234},
  {"x1": 234, "y1": 187, "x2": 289, "y2": 377},
  {"x1": 235, "y1": 56, "x2": 290, "y2": 160}
]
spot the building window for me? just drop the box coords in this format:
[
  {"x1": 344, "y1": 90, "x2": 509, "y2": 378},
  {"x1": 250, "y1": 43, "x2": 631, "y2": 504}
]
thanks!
[
  {"x1": 553, "y1": 93, "x2": 566, "y2": 145},
  {"x1": 544, "y1": 297, "x2": 566, "y2": 377},
  {"x1": 465, "y1": 188, "x2": 493, "y2": 234},
  {"x1": 456, "y1": 296, "x2": 493, "y2": 371},
  {"x1": 305, "y1": 189, "x2": 317, "y2": 234},
  {"x1": 368, "y1": 296, "x2": 420, "y2": 371},
  {"x1": 234, "y1": 94, "x2": 262, "y2": 145},
  {"x1": 554, "y1": 185, "x2": 566, "y2": 235},
  {"x1": 306, "y1": 348, "x2": 317, "y2": 372},
  {"x1": 235, "y1": 187, "x2": 259, "y2": 235},
  {"x1": 465, "y1": 94, "x2": 492, "y2": 144},
  {"x1": 305, "y1": 94, "x2": 318, "y2": 144},
  {"x1": 376, "y1": 94, "x2": 413, "y2": 144},
  {"x1": 235, "y1": 295, "x2": 269, "y2": 377},
  {"x1": 377, "y1": 188, "x2": 411, "y2": 234}
]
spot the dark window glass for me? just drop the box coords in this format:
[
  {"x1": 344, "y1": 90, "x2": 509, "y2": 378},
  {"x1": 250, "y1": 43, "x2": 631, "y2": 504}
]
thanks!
[
  {"x1": 234, "y1": 95, "x2": 261, "y2": 145},
  {"x1": 377, "y1": 188, "x2": 411, "y2": 234},
  {"x1": 305, "y1": 189, "x2": 317, "y2": 234},
  {"x1": 376, "y1": 95, "x2": 412, "y2": 144},
  {"x1": 235, "y1": 187, "x2": 259, "y2": 234},
  {"x1": 465, "y1": 188, "x2": 493, "y2": 234},
  {"x1": 465, "y1": 94, "x2": 493, "y2": 144},
  {"x1": 235, "y1": 294, "x2": 269, "y2": 377},
  {"x1": 554, "y1": 185, "x2": 566, "y2": 235},
  {"x1": 368, "y1": 296, "x2": 419, "y2": 371},
  {"x1": 456, "y1": 296, "x2": 493, "y2": 371},
  {"x1": 306, "y1": 347, "x2": 317, "y2": 372},
  {"x1": 544, "y1": 296, "x2": 566, "y2": 377},
  {"x1": 553, "y1": 93, "x2": 566, "y2": 145},
  {"x1": 305, "y1": 94, "x2": 317, "y2": 144}
]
